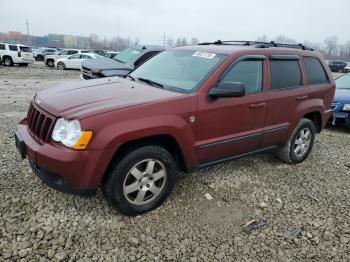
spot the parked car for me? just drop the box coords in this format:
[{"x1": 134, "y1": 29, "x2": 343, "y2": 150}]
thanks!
[
  {"x1": 345, "y1": 62, "x2": 350, "y2": 73},
  {"x1": 15, "y1": 40, "x2": 335, "y2": 215},
  {"x1": 34, "y1": 47, "x2": 57, "y2": 61},
  {"x1": 104, "y1": 51, "x2": 119, "y2": 59},
  {"x1": 44, "y1": 49, "x2": 87, "y2": 67},
  {"x1": 54, "y1": 53, "x2": 104, "y2": 70},
  {"x1": 80, "y1": 46, "x2": 164, "y2": 80},
  {"x1": 327, "y1": 60, "x2": 347, "y2": 73},
  {"x1": 331, "y1": 73, "x2": 350, "y2": 126},
  {"x1": 0, "y1": 43, "x2": 34, "y2": 66},
  {"x1": 86, "y1": 49, "x2": 106, "y2": 56}
]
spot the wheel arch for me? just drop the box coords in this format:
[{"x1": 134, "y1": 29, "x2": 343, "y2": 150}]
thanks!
[{"x1": 302, "y1": 111, "x2": 322, "y2": 133}]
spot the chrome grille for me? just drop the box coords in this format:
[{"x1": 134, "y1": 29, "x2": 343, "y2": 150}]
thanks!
[{"x1": 27, "y1": 103, "x2": 55, "y2": 143}]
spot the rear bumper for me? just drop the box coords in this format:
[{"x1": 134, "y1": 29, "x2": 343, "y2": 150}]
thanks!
[{"x1": 15, "y1": 123, "x2": 115, "y2": 193}]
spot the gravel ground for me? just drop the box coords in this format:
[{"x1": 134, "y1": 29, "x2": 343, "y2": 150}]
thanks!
[{"x1": 0, "y1": 63, "x2": 350, "y2": 261}]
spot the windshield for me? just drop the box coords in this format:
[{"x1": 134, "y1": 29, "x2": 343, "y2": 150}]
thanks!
[
  {"x1": 335, "y1": 74, "x2": 350, "y2": 89},
  {"x1": 129, "y1": 50, "x2": 226, "y2": 93},
  {"x1": 114, "y1": 48, "x2": 141, "y2": 63}
]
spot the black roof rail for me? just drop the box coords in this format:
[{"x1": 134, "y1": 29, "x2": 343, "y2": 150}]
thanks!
[{"x1": 198, "y1": 40, "x2": 314, "y2": 51}]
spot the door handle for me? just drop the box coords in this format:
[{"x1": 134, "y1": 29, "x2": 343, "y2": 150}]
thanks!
[
  {"x1": 249, "y1": 102, "x2": 266, "y2": 109},
  {"x1": 296, "y1": 95, "x2": 308, "y2": 101}
]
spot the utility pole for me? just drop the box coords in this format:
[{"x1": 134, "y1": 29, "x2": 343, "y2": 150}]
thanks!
[
  {"x1": 26, "y1": 18, "x2": 30, "y2": 45},
  {"x1": 117, "y1": 16, "x2": 120, "y2": 40},
  {"x1": 163, "y1": 32, "x2": 166, "y2": 48}
]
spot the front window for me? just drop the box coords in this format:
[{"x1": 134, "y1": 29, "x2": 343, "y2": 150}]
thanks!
[
  {"x1": 113, "y1": 48, "x2": 141, "y2": 63},
  {"x1": 130, "y1": 50, "x2": 226, "y2": 93},
  {"x1": 335, "y1": 74, "x2": 350, "y2": 89}
]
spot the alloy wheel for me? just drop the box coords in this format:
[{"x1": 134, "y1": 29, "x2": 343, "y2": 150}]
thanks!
[
  {"x1": 123, "y1": 159, "x2": 167, "y2": 205},
  {"x1": 293, "y1": 128, "x2": 312, "y2": 158}
]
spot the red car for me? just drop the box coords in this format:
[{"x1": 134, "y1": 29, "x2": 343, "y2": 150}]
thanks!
[{"x1": 15, "y1": 40, "x2": 335, "y2": 215}]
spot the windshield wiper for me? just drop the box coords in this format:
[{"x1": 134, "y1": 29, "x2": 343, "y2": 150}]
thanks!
[
  {"x1": 137, "y1": 77, "x2": 164, "y2": 88},
  {"x1": 124, "y1": 74, "x2": 135, "y2": 81}
]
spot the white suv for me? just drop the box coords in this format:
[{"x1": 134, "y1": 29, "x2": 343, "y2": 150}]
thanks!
[
  {"x1": 44, "y1": 49, "x2": 87, "y2": 67},
  {"x1": 0, "y1": 43, "x2": 35, "y2": 66}
]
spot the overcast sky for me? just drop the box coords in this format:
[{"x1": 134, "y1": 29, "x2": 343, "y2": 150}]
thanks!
[{"x1": 1, "y1": 0, "x2": 349, "y2": 45}]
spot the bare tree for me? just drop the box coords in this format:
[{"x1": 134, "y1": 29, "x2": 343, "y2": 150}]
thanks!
[
  {"x1": 190, "y1": 37, "x2": 199, "y2": 45},
  {"x1": 274, "y1": 35, "x2": 297, "y2": 44},
  {"x1": 324, "y1": 35, "x2": 338, "y2": 58}
]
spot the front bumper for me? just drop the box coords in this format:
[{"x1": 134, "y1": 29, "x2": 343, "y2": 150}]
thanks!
[
  {"x1": 330, "y1": 111, "x2": 350, "y2": 126},
  {"x1": 15, "y1": 123, "x2": 114, "y2": 195}
]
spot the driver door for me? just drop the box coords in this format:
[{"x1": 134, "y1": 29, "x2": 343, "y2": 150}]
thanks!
[{"x1": 196, "y1": 55, "x2": 268, "y2": 164}]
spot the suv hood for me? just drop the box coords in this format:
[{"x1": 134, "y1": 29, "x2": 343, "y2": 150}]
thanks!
[
  {"x1": 35, "y1": 77, "x2": 183, "y2": 119},
  {"x1": 334, "y1": 88, "x2": 350, "y2": 102}
]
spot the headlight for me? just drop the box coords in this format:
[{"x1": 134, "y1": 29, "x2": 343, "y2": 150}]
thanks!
[
  {"x1": 343, "y1": 104, "x2": 350, "y2": 111},
  {"x1": 52, "y1": 118, "x2": 92, "y2": 149}
]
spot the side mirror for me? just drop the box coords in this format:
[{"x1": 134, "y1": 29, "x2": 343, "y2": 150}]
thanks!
[{"x1": 208, "y1": 81, "x2": 245, "y2": 99}]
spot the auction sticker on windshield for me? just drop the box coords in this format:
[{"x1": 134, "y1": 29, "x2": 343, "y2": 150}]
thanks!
[{"x1": 192, "y1": 51, "x2": 216, "y2": 59}]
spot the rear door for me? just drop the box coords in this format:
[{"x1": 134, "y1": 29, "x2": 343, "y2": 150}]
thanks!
[
  {"x1": 65, "y1": 53, "x2": 81, "y2": 69},
  {"x1": 263, "y1": 53, "x2": 308, "y2": 147}
]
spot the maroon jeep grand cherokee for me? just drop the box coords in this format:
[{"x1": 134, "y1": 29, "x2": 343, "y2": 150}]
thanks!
[{"x1": 15, "y1": 40, "x2": 335, "y2": 215}]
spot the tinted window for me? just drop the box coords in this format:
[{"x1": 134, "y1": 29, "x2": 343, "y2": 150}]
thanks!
[
  {"x1": 221, "y1": 60, "x2": 263, "y2": 94},
  {"x1": 134, "y1": 51, "x2": 160, "y2": 67},
  {"x1": 68, "y1": 50, "x2": 78, "y2": 55},
  {"x1": 270, "y1": 60, "x2": 302, "y2": 90},
  {"x1": 0, "y1": 44, "x2": 5, "y2": 50},
  {"x1": 304, "y1": 57, "x2": 329, "y2": 85},
  {"x1": 19, "y1": 46, "x2": 32, "y2": 52},
  {"x1": 9, "y1": 45, "x2": 18, "y2": 51}
]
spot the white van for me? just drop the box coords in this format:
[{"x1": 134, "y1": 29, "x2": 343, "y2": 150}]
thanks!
[{"x1": 0, "y1": 43, "x2": 35, "y2": 66}]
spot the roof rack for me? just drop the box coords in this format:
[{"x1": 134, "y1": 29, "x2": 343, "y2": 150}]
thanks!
[{"x1": 198, "y1": 40, "x2": 314, "y2": 51}]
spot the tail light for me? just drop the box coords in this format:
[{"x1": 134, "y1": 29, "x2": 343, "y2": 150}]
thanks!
[{"x1": 18, "y1": 51, "x2": 22, "y2": 57}]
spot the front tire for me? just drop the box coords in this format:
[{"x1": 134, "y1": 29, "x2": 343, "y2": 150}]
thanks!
[
  {"x1": 47, "y1": 60, "x2": 54, "y2": 67},
  {"x1": 274, "y1": 118, "x2": 315, "y2": 164},
  {"x1": 3, "y1": 57, "x2": 13, "y2": 66},
  {"x1": 102, "y1": 145, "x2": 177, "y2": 216},
  {"x1": 57, "y1": 62, "x2": 66, "y2": 70}
]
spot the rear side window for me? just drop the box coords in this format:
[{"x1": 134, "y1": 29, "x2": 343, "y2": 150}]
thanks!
[
  {"x1": 303, "y1": 57, "x2": 329, "y2": 85},
  {"x1": 19, "y1": 46, "x2": 32, "y2": 52},
  {"x1": 221, "y1": 60, "x2": 263, "y2": 94},
  {"x1": 68, "y1": 50, "x2": 78, "y2": 55},
  {"x1": 0, "y1": 44, "x2": 5, "y2": 50},
  {"x1": 9, "y1": 45, "x2": 18, "y2": 51},
  {"x1": 270, "y1": 60, "x2": 302, "y2": 90}
]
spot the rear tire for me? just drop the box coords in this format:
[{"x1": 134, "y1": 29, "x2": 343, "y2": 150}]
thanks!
[
  {"x1": 274, "y1": 118, "x2": 315, "y2": 164},
  {"x1": 102, "y1": 145, "x2": 177, "y2": 216},
  {"x1": 57, "y1": 62, "x2": 66, "y2": 70},
  {"x1": 3, "y1": 56, "x2": 13, "y2": 66},
  {"x1": 47, "y1": 60, "x2": 54, "y2": 67}
]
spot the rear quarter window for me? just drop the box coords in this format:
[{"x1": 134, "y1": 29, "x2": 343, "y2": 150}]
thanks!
[
  {"x1": 270, "y1": 59, "x2": 302, "y2": 90},
  {"x1": 303, "y1": 57, "x2": 329, "y2": 85},
  {"x1": 19, "y1": 46, "x2": 32, "y2": 52},
  {"x1": 0, "y1": 44, "x2": 5, "y2": 50}
]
